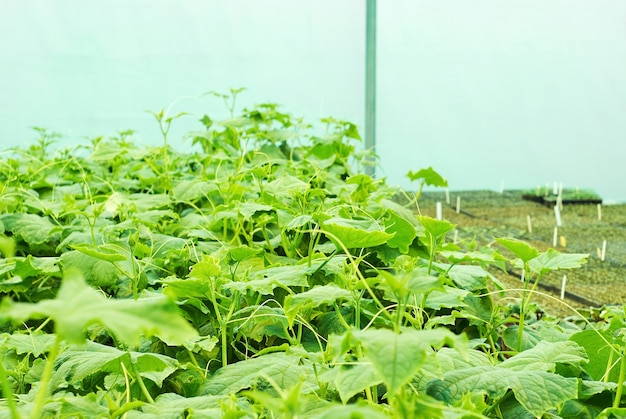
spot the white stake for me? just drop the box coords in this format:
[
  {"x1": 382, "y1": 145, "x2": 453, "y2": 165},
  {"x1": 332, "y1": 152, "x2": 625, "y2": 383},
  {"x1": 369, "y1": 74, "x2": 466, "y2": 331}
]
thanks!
[
  {"x1": 554, "y1": 205, "x2": 562, "y2": 227},
  {"x1": 526, "y1": 215, "x2": 532, "y2": 233},
  {"x1": 436, "y1": 202, "x2": 442, "y2": 220},
  {"x1": 597, "y1": 204, "x2": 602, "y2": 221},
  {"x1": 521, "y1": 267, "x2": 525, "y2": 282},
  {"x1": 552, "y1": 227, "x2": 558, "y2": 247},
  {"x1": 456, "y1": 196, "x2": 461, "y2": 214},
  {"x1": 560, "y1": 275, "x2": 567, "y2": 300},
  {"x1": 601, "y1": 240, "x2": 607, "y2": 261},
  {"x1": 445, "y1": 188, "x2": 450, "y2": 204}
]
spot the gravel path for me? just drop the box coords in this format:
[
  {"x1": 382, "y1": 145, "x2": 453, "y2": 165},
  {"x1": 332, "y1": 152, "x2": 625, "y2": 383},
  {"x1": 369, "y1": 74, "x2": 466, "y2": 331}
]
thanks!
[{"x1": 415, "y1": 190, "x2": 626, "y2": 317}]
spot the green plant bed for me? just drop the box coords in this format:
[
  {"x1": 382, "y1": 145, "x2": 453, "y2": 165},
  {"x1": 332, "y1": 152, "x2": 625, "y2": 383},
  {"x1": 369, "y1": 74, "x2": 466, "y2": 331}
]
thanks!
[
  {"x1": 522, "y1": 188, "x2": 602, "y2": 206},
  {"x1": 1, "y1": 93, "x2": 625, "y2": 418}
]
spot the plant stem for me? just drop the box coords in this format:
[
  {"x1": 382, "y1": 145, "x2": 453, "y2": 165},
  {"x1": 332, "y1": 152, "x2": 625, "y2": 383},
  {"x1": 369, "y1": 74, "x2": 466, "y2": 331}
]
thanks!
[
  {"x1": 29, "y1": 335, "x2": 60, "y2": 419},
  {"x1": 0, "y1": 360, "x2": 20, "y2": 419},
  {"x1": 613, "y1": 345, "x2": 626, "y2": 408},
  {"x1": 131, "y1": 361, "x2": 155, "y2": 404}
]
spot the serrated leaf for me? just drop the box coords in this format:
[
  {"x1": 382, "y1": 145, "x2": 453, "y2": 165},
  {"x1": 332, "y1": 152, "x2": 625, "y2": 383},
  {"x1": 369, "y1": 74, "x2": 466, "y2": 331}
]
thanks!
[
  {"x1": 496, "y1": 238, "x2": 539, "y2": 263},
  {"x1": 224, "y1": 264, "x2": 311, "y2": 295},
  {"x1": 51, "y1": 341, "x2": 179, "y2": 389},
  {"x1": 322, "y1": 217, "x2": 394, "y2": 249},
  {"x1": 417, "y1": 216, "x2": 455, "y2": 238},
  {"x1": 383, "y1": 209, "x2": 417, "y2": 253},
  {"x1": 322, "y1": 363, "x2": 382, "y2": 403},
  {"x1": 284, "y1": 284, "x2": 352, "y2": 324},
  {"x1": 446, "y1": 264, "x2": 495, "y2": 291},
  {"x1": 527, "y1": 249, "x2": 587, "y2": 275},
  {"x1": 172, "y1": 180, "x2": 216, "y2": 202},
  {"x1": 427, "y1": 349, "x2": 580, "y2": 418},
  {"x1": 1, "y1": 270, "x2": 197, "y2": 346},
  {"x1": 500, "y1": 340, "x2": 588, "y2": 371},
  {"x1": 126, "y1": 393, "x2": 226, "y2": 418},
  {"x1": 1, "y1": 332, "x2": 56, "y2": 357},
  {"x1": 199, "y1": 352, "x2": 309, "y2": 396},
  {"x1": 352, "y1": 328, "x2": 467, "y2": 396},
  {"x1": 0, "y1": 213, "x2": 62, "y2": 245},
  {"x1": 407, "y1": 167, "x2": 448, "y2": 187},
  {"x1": 60, "y1": 250, "x2": 121, "y2": 288}
]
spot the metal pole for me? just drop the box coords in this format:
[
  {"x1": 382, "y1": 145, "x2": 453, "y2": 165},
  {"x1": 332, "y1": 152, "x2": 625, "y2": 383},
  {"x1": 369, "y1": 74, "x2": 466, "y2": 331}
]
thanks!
[{"x1": 365, "y1": 0, "x2": 377, "y2": 176}]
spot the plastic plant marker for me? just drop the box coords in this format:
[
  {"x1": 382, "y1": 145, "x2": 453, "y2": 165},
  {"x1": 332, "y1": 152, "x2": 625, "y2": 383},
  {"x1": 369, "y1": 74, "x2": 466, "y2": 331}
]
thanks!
[
  {"x1": 527, "y1": 215, "x2": 532, "y2": 233},
  {"x1": 436, "y1": 202, "x2": 442, "y2": 220},
  {"x1": 601, "y1": 240, "x2": 607, "y2": 261},
  {"x1": 554, "y1": 205, "x2": 562, "y2": 227},
  {"x1": 445, "y1": 188, "x2": 450, "y2": 204},
  {"x1": 598, "y1": 204, "x2": 602, "y2": 221},
  {"x1": 456, "y1": 196, "x2": 461, "y2": 214},
  {"x1": 553, "y1": 227, "x2": 558, "y2": 247},
  {"x1": 560, "y1": 275, "x2": 566, "y2": 300}
]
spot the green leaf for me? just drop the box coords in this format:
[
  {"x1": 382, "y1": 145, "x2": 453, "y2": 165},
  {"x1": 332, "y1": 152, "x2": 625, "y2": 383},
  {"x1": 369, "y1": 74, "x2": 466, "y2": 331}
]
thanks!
[
  {"x1": 172, "y1": 180, "x2": 217, "y2": 202},
  {"x1": 89, "y1": 141, "x2": 127, "y2": 161},
  {"x1": 322, "y1": 362, "x2": 382, "y2": 403},
  {"x1": 224, "y1": 264, "x2": 311, "y2": 295},
  {"x1": 126, "y1": 393, "x2": 228, "y2": 418},
  {"x1": 322, "y1": 216, "x2": 394, "y2": 249},
  {"x1": 0, "y1": 213, "x2": 62, "y2": 245},
  {"x1": 199, "y1": 352, "x2": 311, "y2": 396},
  {"x1": 70, "y1": 243, "x2": 129, "y2": 262},
  {"x1": 306, "y1": 401, "x2": 391, "y2": 419},
  {"x1": 495, "y1": 238, "x2": 539, "y2": 263},
  {"x1": 527, "y1": 249, "x2": 588, "y2": 275},
  {"x1": 407, "y1": 167, "x2": 448, "y2": 187},
  {"x1": 383, "y1": 209, "x2": 417, "y2": 253},
  {"x1": 60, "y1": 250, "x2": 123, "y2": 288},
  {"x1": 284, "y1": 284, "x2": 353, "y2": 324},
  {"x1": 427, "y1": 342, "x2": 583, "y2": 418},
  {"x1": 417, "y1": 216, "x2": 455, "y2": 239},
  {"x1": 1, "y1": 270, "x2": 198, "y2": 346},
  {"x1": 446, "y1": 264, "x2": 495, "y2": 291},
  {"x1": 1, "y1": 332, "x2": 56, "y2": 357},
  {"x1": 51, "y1": 341, "x2": 179, "y2": 389},
  {"x1": 570, "y1": 329, "x2": 619, "y2": 381},
  {"x1": 500, "y1": 340, "x2": 588, "y2": 371},
  {"x1": 352, "y1": 328, "x2": 467, "y2": 397}
]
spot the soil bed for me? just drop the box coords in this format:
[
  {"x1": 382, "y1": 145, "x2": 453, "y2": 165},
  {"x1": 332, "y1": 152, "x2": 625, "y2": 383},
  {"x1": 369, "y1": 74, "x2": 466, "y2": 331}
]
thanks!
[{"x1": 416, "y1": 190, "x2": 626, "y2": 317}]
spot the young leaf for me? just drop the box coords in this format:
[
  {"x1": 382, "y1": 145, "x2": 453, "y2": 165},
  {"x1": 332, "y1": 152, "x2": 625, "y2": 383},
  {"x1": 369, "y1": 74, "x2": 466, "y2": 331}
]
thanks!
[
  {"x1": 321, "y1": 362, "x2": 382, "y2": 403},
  {"x1": 527, "y1": 249, "x2": 588, "y2": 275},
  {"x1": 352, "y1": 328, "x2": 467, "y2": 397},
  {"x1": 322, "y1": 217, "x2": 394, "y2": 249},
  {"x1": 199, "y1": 352, "x2": 313, "y2": 396},
  {"x1": 283, "y1": 284, "x2": 352, "y2": 325},
  {"x1": 1, "y1": 270, "x2": 197, "y2": 346},
  {"x1": 51, "y1": 340, "x2": 179, "y2": 389},
  {"x1": 495, "y1": 238, "x2": 539, "y2": 263},
  {"x1": 417, "y1": 216, "x2": 455, "y2": 239},
  {"x1": 407, "y1": 167, "x2": 448, "y2": 187}
]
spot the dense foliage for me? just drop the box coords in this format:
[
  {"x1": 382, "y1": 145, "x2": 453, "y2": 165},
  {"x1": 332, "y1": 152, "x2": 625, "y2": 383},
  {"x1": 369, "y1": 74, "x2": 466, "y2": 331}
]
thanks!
[{"x1": 0, "y1": 96, "x2": 625, "y2": 418}]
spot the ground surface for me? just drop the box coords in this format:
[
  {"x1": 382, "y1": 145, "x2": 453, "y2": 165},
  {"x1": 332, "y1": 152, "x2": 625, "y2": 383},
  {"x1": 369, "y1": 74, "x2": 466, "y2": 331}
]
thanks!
[{"x1": 416, "y1": 190, "x2": 626, "y2": 318}]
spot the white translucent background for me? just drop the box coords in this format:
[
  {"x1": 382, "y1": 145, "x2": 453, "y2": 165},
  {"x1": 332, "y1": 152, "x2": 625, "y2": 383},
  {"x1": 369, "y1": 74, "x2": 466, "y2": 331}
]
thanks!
[{"x1": 2, "y1": 0, "x2": 626, "y2": 201}]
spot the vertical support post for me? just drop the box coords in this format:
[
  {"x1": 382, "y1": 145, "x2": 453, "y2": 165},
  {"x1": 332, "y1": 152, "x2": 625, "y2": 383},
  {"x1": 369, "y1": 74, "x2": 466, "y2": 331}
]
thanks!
[{"x1": 365, "y1": 0, "x2": 377, "y2": 176}]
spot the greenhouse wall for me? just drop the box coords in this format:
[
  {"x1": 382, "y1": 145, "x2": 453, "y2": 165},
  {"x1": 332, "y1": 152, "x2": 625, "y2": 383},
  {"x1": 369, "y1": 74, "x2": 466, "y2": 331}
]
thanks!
[{"x1": 2, "y1": 0, "x2": 625, "y2": 202}]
